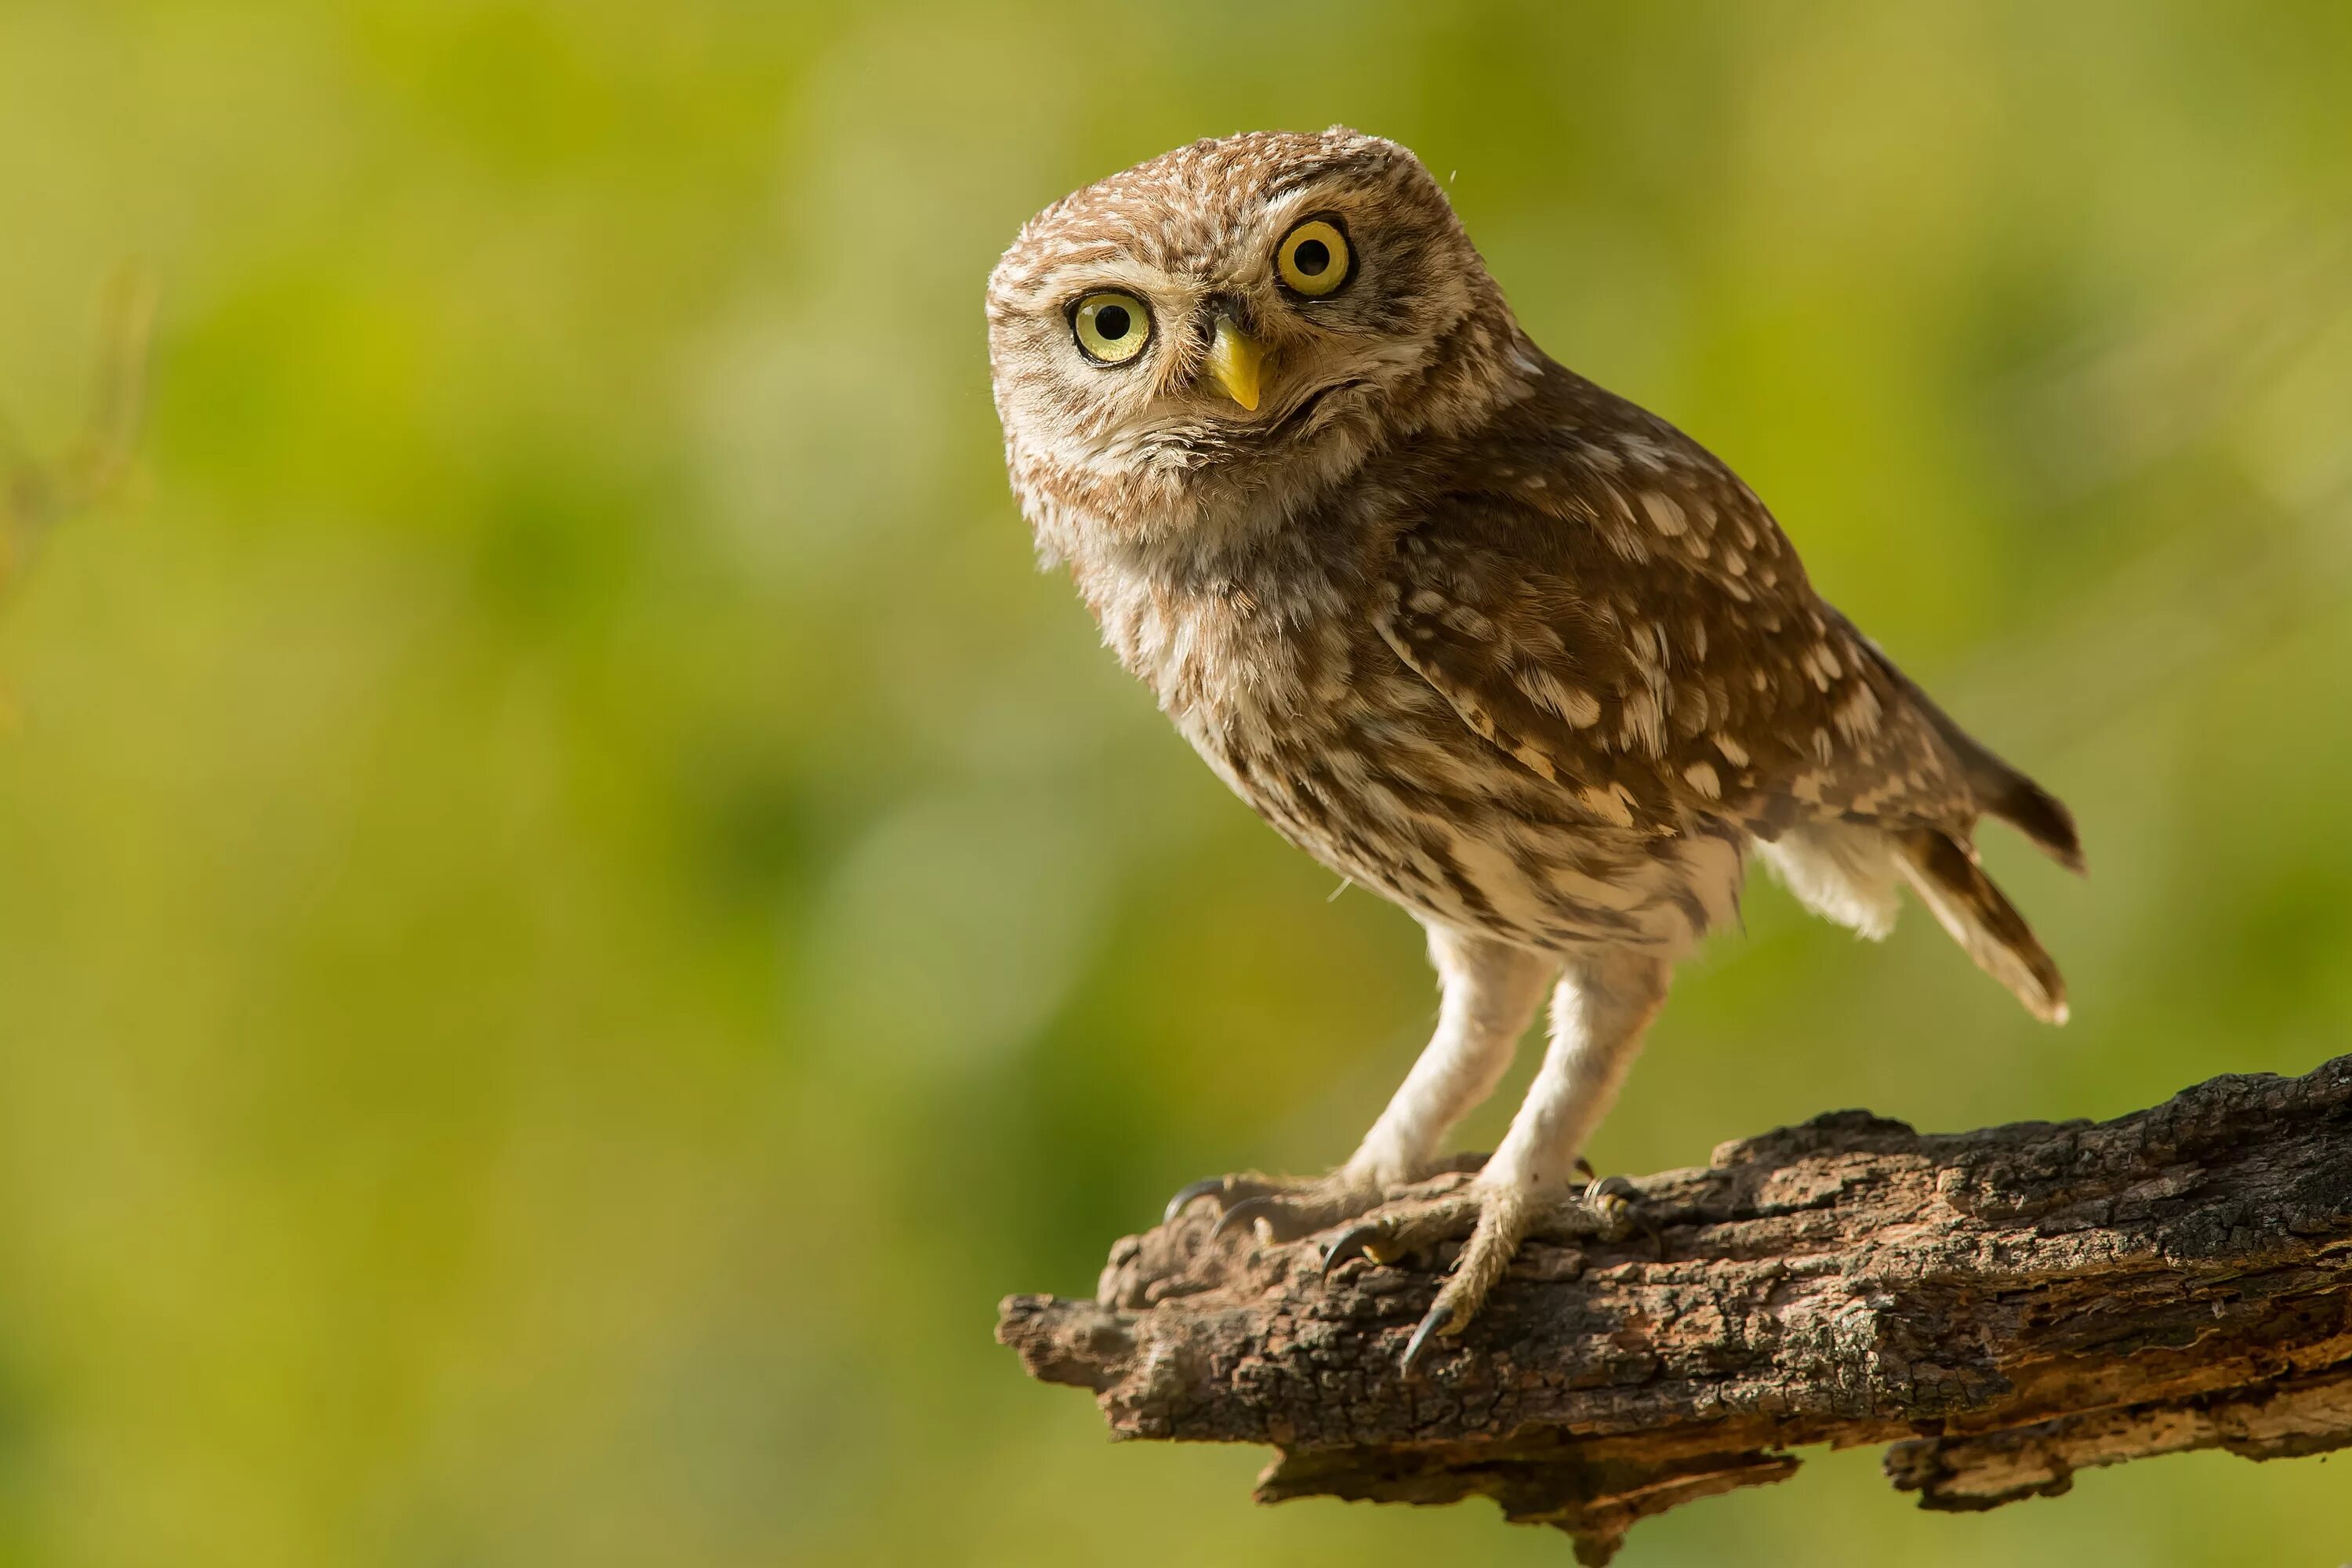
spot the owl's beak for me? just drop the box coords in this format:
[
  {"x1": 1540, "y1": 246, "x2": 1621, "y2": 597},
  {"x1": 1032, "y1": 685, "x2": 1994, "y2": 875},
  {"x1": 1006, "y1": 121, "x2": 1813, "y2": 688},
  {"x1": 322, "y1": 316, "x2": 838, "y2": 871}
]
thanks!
[{"x1": 1203, "y1": 314, "x2": 1265, "y2": 412}]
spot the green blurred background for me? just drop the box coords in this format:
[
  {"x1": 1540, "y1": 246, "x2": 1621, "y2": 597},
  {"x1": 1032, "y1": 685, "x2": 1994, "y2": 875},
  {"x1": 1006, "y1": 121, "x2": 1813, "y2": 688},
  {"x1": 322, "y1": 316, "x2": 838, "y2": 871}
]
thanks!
[{"x1": 2, "y1": 2, "x2": 2348, "y2": 1564}]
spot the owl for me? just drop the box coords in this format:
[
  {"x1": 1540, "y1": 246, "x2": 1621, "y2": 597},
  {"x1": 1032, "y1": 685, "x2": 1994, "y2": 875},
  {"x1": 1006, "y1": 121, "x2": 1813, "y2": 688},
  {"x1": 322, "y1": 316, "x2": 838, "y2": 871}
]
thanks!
[{"x1": 985, "y1": 129, "x2": 2081, "y2": 1371}]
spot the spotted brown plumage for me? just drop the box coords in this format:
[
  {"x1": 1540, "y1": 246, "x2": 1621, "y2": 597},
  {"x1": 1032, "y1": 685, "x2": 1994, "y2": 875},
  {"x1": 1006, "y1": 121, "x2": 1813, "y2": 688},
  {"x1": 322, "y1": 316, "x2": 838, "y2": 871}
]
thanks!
[
  {"x1": 987, "y1": 129, "x2": 2082, "y2": 1370},
  {"x1": 1366, "y1": 360, "x2": 2078, "y2": 1015}
]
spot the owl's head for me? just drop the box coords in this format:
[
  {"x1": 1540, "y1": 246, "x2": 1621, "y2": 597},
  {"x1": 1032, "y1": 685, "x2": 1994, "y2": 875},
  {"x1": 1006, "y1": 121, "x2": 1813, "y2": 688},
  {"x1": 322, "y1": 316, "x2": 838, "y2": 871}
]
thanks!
[{"x1": 987, "y1": 129, "x2": 1525, "y2": 564}]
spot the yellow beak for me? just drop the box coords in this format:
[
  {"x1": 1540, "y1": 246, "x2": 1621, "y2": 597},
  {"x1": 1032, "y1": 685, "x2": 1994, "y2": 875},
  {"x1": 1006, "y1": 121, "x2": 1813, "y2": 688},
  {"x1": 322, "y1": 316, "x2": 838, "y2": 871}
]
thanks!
[{"x1": 1203, "y1": 314, "x2": 1265, "y2": 412}]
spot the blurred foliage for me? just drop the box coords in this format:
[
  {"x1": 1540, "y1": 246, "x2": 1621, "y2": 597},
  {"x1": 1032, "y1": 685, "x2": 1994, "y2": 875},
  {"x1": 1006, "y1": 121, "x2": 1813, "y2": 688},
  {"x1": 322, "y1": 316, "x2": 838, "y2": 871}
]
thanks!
[
  {"x1": 1, "y1": 2, "x2": 2349, "y2": 1565},
  {"x1": 0, "y1": 268, "x2": 151, "y2": 611}
]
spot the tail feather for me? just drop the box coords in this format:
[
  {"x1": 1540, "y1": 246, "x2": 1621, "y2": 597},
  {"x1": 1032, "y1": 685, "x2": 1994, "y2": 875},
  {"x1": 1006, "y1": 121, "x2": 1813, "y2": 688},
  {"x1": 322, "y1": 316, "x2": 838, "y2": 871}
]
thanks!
[
  {"x1": 1929, "y1": 718, "x2": 2084, "y2": 874},
  {"x1": 1896, "y1": 829, "x2": 2070, "y2": 1024},
  {"x1": 1831, "y1": 609, "x2": 2085, "y2": 873}
]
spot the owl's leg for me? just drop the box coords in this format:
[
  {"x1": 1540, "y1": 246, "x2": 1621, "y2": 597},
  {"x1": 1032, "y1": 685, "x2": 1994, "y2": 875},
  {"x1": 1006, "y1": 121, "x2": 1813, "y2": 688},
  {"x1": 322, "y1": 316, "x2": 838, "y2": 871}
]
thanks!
[
  {"x1": 1162, "y1": 926, "x2": 1552, "y2": 1240},
  {"x1": 1344, "y1": 925, "x2": 1559, "y2": 1185},
  {"x1": 1322, "y1": 946, "x2": 1671, "y2": 1372}
]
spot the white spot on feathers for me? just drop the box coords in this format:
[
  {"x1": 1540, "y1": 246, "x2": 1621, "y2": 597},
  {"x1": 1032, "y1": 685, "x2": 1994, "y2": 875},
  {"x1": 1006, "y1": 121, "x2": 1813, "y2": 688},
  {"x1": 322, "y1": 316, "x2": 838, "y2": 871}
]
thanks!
[
  {"x1": 1833, "y1": 681, "x2": 1884, "y2": 743},
  {"x1": 1516, "y1": 666, "x2": 1603, "y2": 727},
  {"x1": 1579, "y1": 783, "x2": 1639, "y2": 828}
]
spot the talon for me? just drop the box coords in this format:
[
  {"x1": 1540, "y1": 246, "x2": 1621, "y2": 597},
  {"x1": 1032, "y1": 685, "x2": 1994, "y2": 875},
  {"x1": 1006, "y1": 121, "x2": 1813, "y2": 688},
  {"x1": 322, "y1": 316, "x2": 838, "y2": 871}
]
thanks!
[
  {"x1": 1321, "y1": 1221, "x2": 1385, "y2": 1278},
  {"x1": 1582, "y1": 1174, "x2": 1650, "y2": 1250},
  {"x1": 1399, "y1": 1300, "x2": 1457, "y2": 1377},
  {"x1": 1210, "y1": 1194, "x2": 1279, "y2": 1241},
  {"x1": 1583, "y1": 1173, "x2": 1636, "y2": 1203},
  {"x1": 1573, "y1": 1156, "x2": 1597, "y2": 1183},
  {"x1": 1163, "y1": 1177, "x2": 1228, "y2": 1225}
]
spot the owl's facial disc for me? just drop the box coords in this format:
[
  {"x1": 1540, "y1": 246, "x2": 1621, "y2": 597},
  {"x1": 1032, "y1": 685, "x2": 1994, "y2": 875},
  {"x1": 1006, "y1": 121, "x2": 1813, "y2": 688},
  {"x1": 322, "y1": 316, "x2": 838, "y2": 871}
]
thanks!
[{"x1": 989, "y1": 129, "x2": 1516, "y2": 556}]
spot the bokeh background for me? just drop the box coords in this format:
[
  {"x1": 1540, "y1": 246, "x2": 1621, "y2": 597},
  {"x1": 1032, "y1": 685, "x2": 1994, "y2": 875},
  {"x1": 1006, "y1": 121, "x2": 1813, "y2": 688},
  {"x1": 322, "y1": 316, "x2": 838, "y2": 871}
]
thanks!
[{"x1": 2, "y1": 2, "x2": 2348, "y2": 1564}]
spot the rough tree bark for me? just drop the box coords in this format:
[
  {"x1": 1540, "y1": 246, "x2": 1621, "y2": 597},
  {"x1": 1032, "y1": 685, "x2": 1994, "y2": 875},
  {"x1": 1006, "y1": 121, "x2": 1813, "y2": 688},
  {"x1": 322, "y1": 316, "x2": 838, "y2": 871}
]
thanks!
[{"x1": 999, "y1": 1055, "x2": 2352, "y2": 1563}]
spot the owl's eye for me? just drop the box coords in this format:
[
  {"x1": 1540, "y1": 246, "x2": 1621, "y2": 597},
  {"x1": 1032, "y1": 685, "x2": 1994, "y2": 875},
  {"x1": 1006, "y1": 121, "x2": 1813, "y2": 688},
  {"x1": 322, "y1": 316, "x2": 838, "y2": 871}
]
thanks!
[
  {"x1": 1072, "y1": 292, "x2": 1152, "y2": 365},
  {"x1": 1276, "y1": 218, "x2": 1352, "y2": 299}
]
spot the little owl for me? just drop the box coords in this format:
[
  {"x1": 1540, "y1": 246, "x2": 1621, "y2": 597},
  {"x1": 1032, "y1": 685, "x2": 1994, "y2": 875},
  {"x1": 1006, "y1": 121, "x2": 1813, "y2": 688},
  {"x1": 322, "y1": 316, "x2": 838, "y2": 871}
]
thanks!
[{"x1": 985, "y1": 129, "x2": 2081, "y2": 1372}]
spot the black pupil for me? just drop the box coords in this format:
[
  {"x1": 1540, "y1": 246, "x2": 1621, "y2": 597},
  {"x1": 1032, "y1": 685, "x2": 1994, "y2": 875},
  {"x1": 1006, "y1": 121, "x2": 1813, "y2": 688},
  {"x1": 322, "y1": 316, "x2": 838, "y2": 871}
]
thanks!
[
  {"x1": 1294, "y1": 238, "x2": 1331, "y2": 276},
  {"x1": 1094, "y1": 304, "x2": 1131, "y2": 340}
]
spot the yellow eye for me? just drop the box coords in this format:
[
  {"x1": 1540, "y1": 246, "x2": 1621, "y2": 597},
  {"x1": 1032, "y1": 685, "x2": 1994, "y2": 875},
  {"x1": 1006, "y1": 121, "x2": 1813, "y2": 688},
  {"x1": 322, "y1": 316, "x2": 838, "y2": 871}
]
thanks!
[
  {"x1": 1276, "y1": 218, "x2": 1352, "y2": 298},
  {"x1": 1072, "y1": 292, "x2": 1152, "y2": 364}
]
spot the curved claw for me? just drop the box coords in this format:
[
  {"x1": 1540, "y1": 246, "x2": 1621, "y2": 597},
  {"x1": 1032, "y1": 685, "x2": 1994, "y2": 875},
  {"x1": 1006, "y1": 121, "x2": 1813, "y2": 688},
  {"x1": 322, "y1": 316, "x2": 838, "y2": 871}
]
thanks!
[
  {"x1": 1583, "y1": 1173, "x2": 1661, "y2": 1257},
  {"x1": 1320, "y1": 1221, "x2": 1385, "y2": 1279},
  {"x1": 1399, "y1": 1299, "x2": 1457, "y2": 1377},
  {"x1": 1584, "y1": 1173, "x2": 1636, "y2": 1204},
  {"x1": 1210, "y1": 1193, "x2": 1281, "y2": 1241},
  {"x1": 1163, "y1": 1177, "x2": 1229, "y2": 1225}
]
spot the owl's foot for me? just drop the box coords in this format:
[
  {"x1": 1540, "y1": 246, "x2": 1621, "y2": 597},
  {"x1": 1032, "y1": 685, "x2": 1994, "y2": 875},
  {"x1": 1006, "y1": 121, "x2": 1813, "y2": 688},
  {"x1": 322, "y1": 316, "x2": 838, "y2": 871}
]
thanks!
[
  {"x1": 1162, "y1": 1152, "x2": 1489, "y2": 1242},
  {"x1": 1320, "y1": 1172, "x2": 1650, "y2": 1375},
  {"x1": 1575, "y1": 1160, "x2": 1650, "y2": 1250}
]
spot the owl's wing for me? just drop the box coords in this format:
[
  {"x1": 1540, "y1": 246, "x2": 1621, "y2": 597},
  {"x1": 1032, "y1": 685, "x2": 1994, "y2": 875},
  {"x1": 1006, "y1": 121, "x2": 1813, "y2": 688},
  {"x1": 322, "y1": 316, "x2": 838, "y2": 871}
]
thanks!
[{"x1": 1373, "y1": 366, "x2": 2002, "y2": 846}]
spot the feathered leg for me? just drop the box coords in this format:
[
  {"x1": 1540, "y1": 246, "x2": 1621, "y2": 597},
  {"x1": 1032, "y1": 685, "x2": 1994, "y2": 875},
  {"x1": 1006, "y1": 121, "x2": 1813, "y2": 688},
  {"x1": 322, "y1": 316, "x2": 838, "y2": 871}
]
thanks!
[
  {"x1": 1163, "y1": 926, "x2": 1552, "y2": 1236},
  {"x1": 1345, "y1": 926, "x2": 1557, "y2": 1183},
  {"x1": 1322, "y1": 946, "x2": 1670, "y2": 1371}
]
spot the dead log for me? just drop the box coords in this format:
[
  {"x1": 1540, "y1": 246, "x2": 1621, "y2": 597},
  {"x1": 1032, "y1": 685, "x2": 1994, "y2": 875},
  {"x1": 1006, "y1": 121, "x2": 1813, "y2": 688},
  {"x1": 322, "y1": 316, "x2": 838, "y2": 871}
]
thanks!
[{"x1": 998, "y1": 1054, "x2": 2352, "y2": 1563}]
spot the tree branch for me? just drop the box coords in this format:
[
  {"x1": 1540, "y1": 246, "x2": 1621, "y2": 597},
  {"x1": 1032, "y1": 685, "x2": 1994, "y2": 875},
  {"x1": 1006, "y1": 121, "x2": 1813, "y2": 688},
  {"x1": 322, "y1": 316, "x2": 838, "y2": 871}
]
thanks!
[{"x1": 998, "y1": 1055, "x2": 2352, "y2": 1564}]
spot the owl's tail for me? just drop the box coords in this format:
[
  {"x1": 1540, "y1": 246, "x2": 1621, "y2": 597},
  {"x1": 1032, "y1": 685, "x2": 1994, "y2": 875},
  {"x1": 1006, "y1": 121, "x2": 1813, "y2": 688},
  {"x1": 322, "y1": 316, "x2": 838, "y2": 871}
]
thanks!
[
  {"x1": 1912, "y1": 708, "x2": 2085, "y2": 874},
  {"x1": 1828, "y1": 605, "x2": 2087, "y2": 873},
  {"x1": 1895, "y1": 829, "x2": 2069, "y2": 1025}
]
